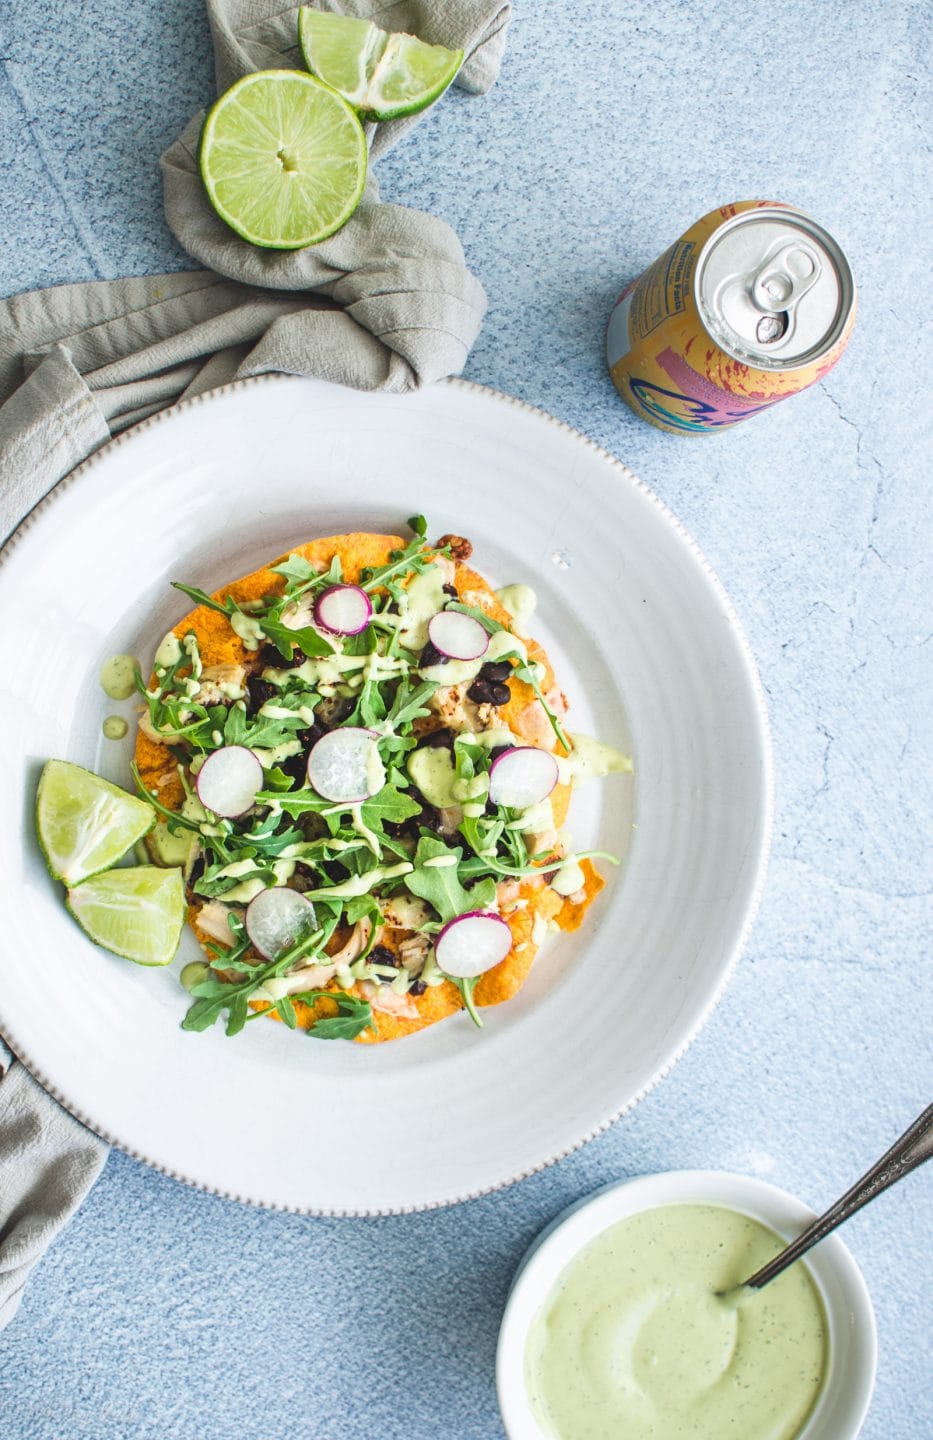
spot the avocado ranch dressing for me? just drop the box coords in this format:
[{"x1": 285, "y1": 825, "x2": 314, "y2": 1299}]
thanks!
[{"x1": 525, "y1": 1204, "x2": 827, "y2": 1440}]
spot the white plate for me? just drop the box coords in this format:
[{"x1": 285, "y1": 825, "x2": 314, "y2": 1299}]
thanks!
[{"x1": 0, "y1": 376, "x2": 771, "y2": 1213}]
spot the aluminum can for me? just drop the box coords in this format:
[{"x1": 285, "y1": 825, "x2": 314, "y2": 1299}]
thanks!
[{"x1": 606, "y1": 201, "x2": 856, "y2": 434}]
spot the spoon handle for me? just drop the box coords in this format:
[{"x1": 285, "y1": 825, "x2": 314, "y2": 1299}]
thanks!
[{"x1": 744, "y1": 1102, "x2": 933, "y2": 1290}]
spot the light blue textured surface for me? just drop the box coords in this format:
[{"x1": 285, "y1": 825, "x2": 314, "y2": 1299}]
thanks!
[{"x1": 1, "y1": 3, "x2": 931, "y2": 1438}]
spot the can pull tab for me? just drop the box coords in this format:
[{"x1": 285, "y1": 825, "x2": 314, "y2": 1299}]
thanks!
[{"x1": 750, "y1": 243, "x2": 822, "y2": 320}]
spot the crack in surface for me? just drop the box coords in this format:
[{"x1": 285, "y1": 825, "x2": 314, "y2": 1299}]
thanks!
[{"x1": 1, "y1": 60, "x2": 105, "y2": 279}]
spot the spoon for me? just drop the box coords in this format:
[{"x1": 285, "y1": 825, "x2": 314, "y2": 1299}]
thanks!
[{"x1": 724, "y1": 1102, "x2": 933, "y2": 1296}]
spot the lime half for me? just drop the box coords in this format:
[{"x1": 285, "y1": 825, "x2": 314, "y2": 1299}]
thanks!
[
  {"x1": 298, "y1": 9, "x2": 463, "y2": 122},
  {"x1": 37, "y1": 760, "x2": 154, "y2": 887},
  {"x1": 199, "y1": 69, "x2": 367, "y2": 248},
  {"x1": 67, "y1": 867, "x2": 186, "y2": 967}
]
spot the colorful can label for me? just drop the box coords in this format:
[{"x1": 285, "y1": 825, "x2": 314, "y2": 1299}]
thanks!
[{"x1": 606, "y1": 201, "x2": 856, "y2": 435}]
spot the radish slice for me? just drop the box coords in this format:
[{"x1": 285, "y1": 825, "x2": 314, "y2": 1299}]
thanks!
[
  {"x1": 196, "y1": 745, "x2": 263, "y2": 818},
  {"x1": 246, "y1": 887, "x2": 316, "y2": 959},
  {"x1": 313, "y1": 584, "x2": 372, "y2": 636},
  {"x1": 435, "y1": 910, "x2": 513, "y2": 978},
  {"x1": 307, "y1": 726, "x2": 385, "y2": 803},
  {"x1": 427, "y1": 610, "x2": 489, "y2": 661},
  {"x1": 488, "y1": 746, "x2": 559, "y2": 809}
]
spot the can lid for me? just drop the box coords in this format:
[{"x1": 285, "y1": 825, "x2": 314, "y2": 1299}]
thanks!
[{"x1": 695, "y1": 208, "x2": 855, "y2": 369}]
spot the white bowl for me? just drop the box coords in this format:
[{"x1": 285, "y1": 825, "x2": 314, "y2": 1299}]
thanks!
[{"x1": 497, "y1": 1170, "x2": 877, "y2": 1440}]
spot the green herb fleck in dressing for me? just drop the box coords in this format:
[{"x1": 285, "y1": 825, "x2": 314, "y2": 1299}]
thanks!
[
  {"x1": 525, "y1": 1204, "x2": 827, "y2": 1440},
  {"x1": 99, "y1": 654, "x2": 138, "y2": 701}
]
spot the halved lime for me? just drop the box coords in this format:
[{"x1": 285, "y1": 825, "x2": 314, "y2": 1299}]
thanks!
[
  {"x1": 298, "y1": 9, "x2": 463, "y2": 122},
  {"x1": 67, "y1": 867, "x2": 186, "y2": 967},
  {"x1": 199, "y1": 69, "x2": 367, "y2": 249},
  {"x1": 37, "y1": 760, "x2": 154, "y2": 887}
]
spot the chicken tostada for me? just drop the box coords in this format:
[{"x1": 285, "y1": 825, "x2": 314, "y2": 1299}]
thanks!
[{"x1": 133, "y1": 518, "x2": 631, "y2": 1043}]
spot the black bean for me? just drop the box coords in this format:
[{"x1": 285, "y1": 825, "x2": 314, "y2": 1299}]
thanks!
[
  {"x1": 409, "y1": 979, "x2": 427, "y2": 997},
  {"x1": 442, "y1": 584, "x2": 458, "y2": 598},
  {"x1": 419, "y1": 727, "x2": 454, "y2": 749},
  {"x1": 488, "y1": 744, "x2": 516, "y2": 764},
  {"x1": 245, "y1": 673, "x2": 277, "y2": 715},
  {"x1": 188, "y1": 853, "x2": 205, "y2": 886},
  {"x1": 479, "y1": 660, "x2": 512, "y2": 683},
  {"x1": 419, "y1": 641, "x2": 449, "y2": 669},
  {"x1": 489, "y1": 682, "x2": 512, "y2": 707},
  {"x1": 278, "y1": 751, "x2": 309, "y2": 786},
  {"x1": 385, "y1": 801, "x2": 443, "y2": 840},
  {"x1": 368, "y1": 945, "x2": 402, "y2": 983},
  {"x1": 258, "y1": 643, "x2": 302, "y2": 670},
  {"x1": 467, "y1": 679, "x2": 494, "y2": 704}
]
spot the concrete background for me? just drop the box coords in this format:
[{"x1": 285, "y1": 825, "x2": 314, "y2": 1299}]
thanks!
[{"x1": 1, "y1": 2, "x2": 930, "y2": 1436}]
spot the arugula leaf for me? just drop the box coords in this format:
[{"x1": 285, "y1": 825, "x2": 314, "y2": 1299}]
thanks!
[
  {"x1": 513, "y1": 659, "x2": 571, "y2": 750},
  {"x1": 453, "y1": 975, "x2": 483, "y2": 1028},
  {"x1": 171, "y1": 581, "x2": 234, "y2": 617},
  {"x1": 359, "y1": 784, "x2": 422, "y2": 830},
  {"x1": 301, "y1": 994, "x2": 376, "y2": 1041},
  {"x1": 270, "y1": 552, "x2": 342, "y2": 598},
  {"x1": 359, "y1": 533, "x2": 450, "y2": 594},
  {"x1": 258, "y1": 614, "x2": 335, "y2": 662},
  {"x1": 387, "y1": 678, "x2": 439, "y2": 730},
  {"x1": 274, "y1": 995, "x2": 298, "y2": 1029},
  {"x1": 404, "y1": 835, "x2": 497, "y2": 923},
  {"x1": 221, "y1": 701, "x2": 305, "y2": 751},
  {"x1": 347, "y1": 677, "x2": 388, "y2": 729},
  {"x1": 408, "y1": 514, "x2": 428, "y2": 539}
]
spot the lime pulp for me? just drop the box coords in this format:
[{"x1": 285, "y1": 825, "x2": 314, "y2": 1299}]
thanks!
[
  {"x1": 199, "y1": 69, "x2": 367, "y2": 249},
  {"x1": 36, "y1": 759, "x2": 154, "y2": 887},
  {"x1": 298, "y1": 9, "x2": 463, "y2": 122},
  {"x1": 66, "y1": 867, "x2": 187, "y2": 967}
]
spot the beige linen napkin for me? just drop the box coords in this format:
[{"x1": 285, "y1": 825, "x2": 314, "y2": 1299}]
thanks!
[{"x1": 0, "y1": 0, "x2": 510, "y2": 1329}]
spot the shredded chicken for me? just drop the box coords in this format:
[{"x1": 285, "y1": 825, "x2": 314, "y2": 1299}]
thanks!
[
  {"x1": 544, "y1": 685, "x2": 568, "y2": 716},
  {"x1": 280, "y1": 592, "x2": 316, "y2": 630},
  {"x1": 460, "y1": 588, "x2": 495, "y2": 612},
  {"x1": 197, "y1": 663, "x2": 246, "y2": 704},
  {"x1": 430, "y1": 683, "x2": 472, "y2": 729},
  {"x1": 496, "y1": 880, "x2": 522, "y2": 909},
  {"x1": 358, "y1": 980, "x2": 420, "y2": 1019},
  {"x1": 195, "y1": 900, "x2": 241, "y2": 945},
  {"x1": 513, "y1": 700, "x2": 556, "y2": 751},
  {"x1": 526, "y1": 825, "x2": 562, "y2": 859},
  {"x1": 397, "y1": 932, "x2": 430, "y2": 976},
  {"x1": 378, "y1": 895, "x2": 431, "y2": 931},
  {"x1": 138, "y1": 709, "x2": 171, "y2": 744},
  {"x1": 328, "y1": 917, "x2": 380, "y2": 968},
  {"x1": 435, "y1": 554, "x2": 456, "y2": 585},
  {"x1": 437, "y1": 804, "x2": 463, "y2": 835}
]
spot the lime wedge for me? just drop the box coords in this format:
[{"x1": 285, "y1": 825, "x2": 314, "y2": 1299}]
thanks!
[
  {"x1": 67, "y1": 867, "x2": 187, "y2": 967},
  {"x1": 199, "y1": 69, "x2": 367, "y2": 249},
  {"x1": 37, "y1": 760, "x2": 154, "y2": 887},
  {"x1": 298, "y1": 9, "x2": 463, "y2": 122}
]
